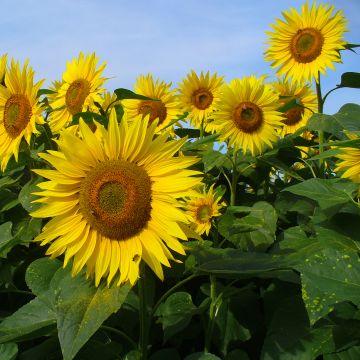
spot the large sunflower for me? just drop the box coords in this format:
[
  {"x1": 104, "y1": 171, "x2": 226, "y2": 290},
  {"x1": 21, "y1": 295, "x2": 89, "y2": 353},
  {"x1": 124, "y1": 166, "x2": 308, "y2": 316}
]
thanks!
[
  {"x1": 0, "y1": 59, "x2": 44, "y2": 171},
  {"x1": 212, "y1": 75, "x2": 283, "y2": 155},
  {"x1": 122, "y1": 74, "x2": 182, "y2": 134},
  {"x1": 186, "y1": 185, "x2": 224, "y2": 236},
  {"x1": 48, "y1": 52, "x2": 106, "y2": 133},
  {"x1": 177, "y1": 70, "x2": 224, "y2": 129},
  {"x1": 272, "y1": 79, "x2": 317, "y2": 136},
  {"x1": 265, "y1": 2, "x2": 347, "y2": 84},
  {"x1": 31, "y1": 110, "x2": 202, "y2": 286}
]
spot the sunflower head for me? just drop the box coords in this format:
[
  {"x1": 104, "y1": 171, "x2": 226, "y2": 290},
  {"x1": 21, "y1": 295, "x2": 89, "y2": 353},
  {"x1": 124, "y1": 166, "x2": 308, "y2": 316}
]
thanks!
[
  {"x1": 31, "y1": 109, "x2": 202, "y2": 287},
  {"x1": 212, "y1": 75, "x2": 283, "y2": 155},
  {"x1": 177, "y1": 70, "x2": 224, "y2": 129},
  {"x1": 186, "y1": 184, "x2": 225, "y2": 236},
  {"x1": 265, "y1": 1, "x2": 348, "y2": 84},
  {"x1": 48, "y1": 52, "x2": 107, "y2": 133},
  {"x1": 122, "y1": 74, "x2": 182, "y2": 134},
  {"x1": 272, "y1": 78, "x2": 317, "y2": 136},
  {"x1": 0, "y1": 58, "x2": 44, "y2": 171}
]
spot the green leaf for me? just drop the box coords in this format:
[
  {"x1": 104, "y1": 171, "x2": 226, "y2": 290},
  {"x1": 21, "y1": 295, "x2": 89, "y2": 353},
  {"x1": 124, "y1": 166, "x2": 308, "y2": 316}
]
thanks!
[
  {"x1": 71, "y1": 111, "x2": 106, "y2": 126},
  {"x1": 50, "y1": 267, "x2": 131, "y2": 360},
  {"x1": 19, "y1": 178, "x2": 43, "y2": 212},
  {"x1": 155, "y1": 292, "x2": 197, "y2": 342},
  {"x1": 338, "y1": 72, "x2": 360, "y2": 89},
  {"x1": 182, "y1": 134, "x2": 219, "y2": 151},
  {"x1": 277, "y1": 98, "x2": 303, "y2": 113},
  {"x1": 0, "y1": 189, "x2": 19, "y2": 212},
  {"x1": 0, "y1": 222, "x2": 14, "y2": 258},
  {"x1": 202, "y1": 150, "x2": 232, "y2": 172},
  {"x1": 0, "y1": 298, "x2": 56, "y2": 343},
  {"x1": 308, "y1": 104, "x2": 360, "y2": 136},
  {"x1": 175, "y1": 128, "x2": 200, "y2": 138},
  {"x1": 37, "y1": 89, "x2": 56, "y2": 97},
  {"x1": 218, "y1": 202, "x2": 277, "y2": 251},
  {"x1": 0, "y1": 343, "x2": 18, "y2": 360},
  {"x1": 17, "y1": 337, "x2": 61, "y2": 360},
  {"x1": 344, "y1": 43, "x2": 360, "y2": 52},
  {"x1": 283, "y1": 178, "x2": 357, "y2": 216},
  {"x1": 0, "y1": 174, "x2": 22, "y2": 191},
  {"x1": 114, "y1": 88, "x2": 155, "y2": 101},
  {"x1": 299, "y1": 248, "x2": 360, "y2": 325},
  {"x1": 324, "y1": 346, "x2": 360, "y2": 360},
  {"x1": 184, "y1": 353, "x2": 221, "y2": 360}
]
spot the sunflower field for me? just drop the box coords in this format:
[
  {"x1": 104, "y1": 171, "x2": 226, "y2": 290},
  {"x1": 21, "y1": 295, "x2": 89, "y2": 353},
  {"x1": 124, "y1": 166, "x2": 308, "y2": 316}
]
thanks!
[{"x1": 1, "y1": 2, "x2": 360, "y2": 360}]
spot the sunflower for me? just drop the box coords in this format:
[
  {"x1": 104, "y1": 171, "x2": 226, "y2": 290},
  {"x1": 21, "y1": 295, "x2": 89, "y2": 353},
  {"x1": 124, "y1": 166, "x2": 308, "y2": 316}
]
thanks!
[
  {"x1": 186, "y1": 185, "x2": 224, "y2": 236},
  {"x1": 0, "y1": 54, "x2": 7, "y2": 84},
  {"x1": 211, "y1": 75, "x2": 283, "y2": 155},
  {"x1": 265, "y1": 1, "x2": 347, "y2": 84},
  {"x1": 0, "y1": 59, "x2": 44, "y2": 171},
  {"x1": 272, "y1": 79, "x2": 317, "y2": 136},
  {"x1": 31, "y1": 110, "x2": 202, "y2": 286},
  {"x1": 122, "y1": 74, "x2": 182, "y2": 134},
  {"x1": 177, "y1": 70, "x2": 224, "y2": 129},
  {"x1": 48, "y1": 52, "x2": 106, "y2": 133}
]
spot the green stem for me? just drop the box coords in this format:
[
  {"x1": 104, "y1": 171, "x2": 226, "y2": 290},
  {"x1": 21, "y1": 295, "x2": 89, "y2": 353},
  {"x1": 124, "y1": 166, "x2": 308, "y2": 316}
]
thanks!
[
  {"x1": 204, "y1": 275, "x2": 218, "y2": 353},
  {"x1": 200, "y1": 119, "x2": 204, "y2": 139},
  {"x1": 230, "y1": 150, "x2": 238, "y2": 206},
  {"x1": 315, "y1": 73, "x2": 325, "y2": 175},
  {"x1": 101, "y1": 325, "x2": 137, "y2": 349},
  {"x1": 138, "y1": 267, "x2": 149, "y2": 360},
  {"x1": 151, "y1": 273, "x2": 198, "y2": 318}
]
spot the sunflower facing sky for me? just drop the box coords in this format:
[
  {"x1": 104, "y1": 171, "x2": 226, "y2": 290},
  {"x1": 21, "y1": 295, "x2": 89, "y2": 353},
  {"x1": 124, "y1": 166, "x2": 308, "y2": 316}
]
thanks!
[
  {"x1": 272, "y1": 79, "x2": 317, "y2": 136},
  {"x1": 31, "y1": 110, "x2": 202, "y2": 287},
  {"x1": 177, "y1": 70, "x2": 224, "y2": 129},
  {"x1": 265, "y1": 1, "x2": 347, "y2": 84},
  {"x1": 211, "y1": 75, "x2": 283, "y2": 155},
  {"x1": 48, "y1": 52, "x2": 106, "y2": 133},
  {"x1": 186, "y1": 184, "x2": 224, "y2": 236},
  {"x1": 0, "y1": 59, "x2": 44, "y2": 171},
  {"x1": 122, "y1": 74, "x2": 182, "y2": 134}
]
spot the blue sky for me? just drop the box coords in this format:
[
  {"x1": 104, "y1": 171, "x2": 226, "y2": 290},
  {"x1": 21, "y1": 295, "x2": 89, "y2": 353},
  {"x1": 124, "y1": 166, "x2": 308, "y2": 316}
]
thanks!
[{"x1": 2, "y1": 0, "x2": 359, "y2": 113}]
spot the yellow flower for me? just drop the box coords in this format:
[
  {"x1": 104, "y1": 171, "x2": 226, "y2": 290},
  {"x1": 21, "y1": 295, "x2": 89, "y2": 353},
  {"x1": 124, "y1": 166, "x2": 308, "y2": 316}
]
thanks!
[
  {"x1": 177, "y1": 70, "x2": 224, "y2": 129},
  {"x1": 48, "y1": 52, "x2": 106, "y2": 133},
  {"x1": 265, "y1": 1, "x2": 347, "y2": 84},
  {"x1": 272, "y1": 79, "x2": 317, "y2": 136},
  {"x1": 335, "y1": 146, "x2": 360, "y2": 184},
  {"x1": 122, "y1": 74, "x2": 182, "y2": 134},
  {"x1": 186, "y1": 185, "x2": 224, "y2": 236},
  {"x1": 0, "y1": 54, "x2": 8, "y2": 84},
  {"x1": 212, "y1": 75, "x2": 283, "y2": 155},
  {"x1": 31, "y1": 110, "x2": 202, "y2": 287},
  {"x1": 0, "y1": 59, "x2": 44, "y2": 171}
]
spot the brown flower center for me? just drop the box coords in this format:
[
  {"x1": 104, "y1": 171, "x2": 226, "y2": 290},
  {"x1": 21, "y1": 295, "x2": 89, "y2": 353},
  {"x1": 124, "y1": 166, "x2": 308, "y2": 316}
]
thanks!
[
  {"x1": 290, "y1": 28, "x2": 324, "y2": 63},
  {"x1": 79, "y1": 160, "x2": 152, "y2": 240},
  {"x1": 138, "y1": 100, "x2": 167, "y2": 125},
  {"x1": 191, "y1": 88, "x2": 214, "y2": 110},
  {"x1": 233, "y1": 101, "x2": 263, "y2": 133},
  {"x1": 3, "y1": 94, "x2": 32, "y2": 138},
  {"x1": 196, "y1": 204, "x2": 212, "y2": 223},
  {"x1": 65, "y1": 79, "x2": 90, "y2": 115},
  {"x1": 283, "y1": 106, "x2": 304, "y2": 126}
]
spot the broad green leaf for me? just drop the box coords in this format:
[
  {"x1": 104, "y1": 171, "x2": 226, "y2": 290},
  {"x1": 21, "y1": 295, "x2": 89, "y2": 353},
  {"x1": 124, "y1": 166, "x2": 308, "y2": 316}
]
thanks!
[
  {"x1": 17, "y1": 337, "x2": 61, "y2": 360},
  {"x1": 338, "y1": 72, "x2": 360, "y2": 89},
  {"x1": 299, "y1": 248, "x2": 360, "y2": 325},
  {"x1": 324, "y1": 346, "x2": 360, "y2": 360},
  {"x1": 202, "y1": 150, "x2": 232, "y2": 172},
  {"x1": 0, "y1": 174, "x2": 22, "y2": 190},
  {"x1": 182, "y1": 134, "x2": 219, "y2": 151},
  {"x1": 114, "y1": 88, "x2": 154, "y2": 101},
  {"x1": 0, "y1": 222, "x2": 14, "y2": 258},
  {"x1": 71, "y1": 111, "x2": 106, "y2": 126},
  {"x1": 0, "y1": 298, "x2": 56, "y2": 343},
  {"x1": 283, "y1": 178, "x2": 357, "y2": 216},
  {"x1": 0, "y1": 343, "x2": 18, "y2": 360},
  {"x1": 155, "y1": 292, "x2": 197, "y2": 342},
  {"x1": 218, "y1": 202, "x2": 277, "y2": 251},
  {"x1": 18, "y1": 178, "x2": 43, "y2": 212},
  {"x1": 184, "y1": 353, "x2": 221, "y2": 360},
  {"x1": 49, "y1": 267, "x2": 131, "y2": 360},
  {"x1": 277, "y1": 98, "x2": 303, "y2": 113},
  {"x1": 175, "y1": 128, "x2": 200, "y2": 138},
  {"x1": 0, "y1": 189, "x2": 19, "y2": 212},
  {"x1": 37, "y1": 89, "x2": 56, "y2": 97}
]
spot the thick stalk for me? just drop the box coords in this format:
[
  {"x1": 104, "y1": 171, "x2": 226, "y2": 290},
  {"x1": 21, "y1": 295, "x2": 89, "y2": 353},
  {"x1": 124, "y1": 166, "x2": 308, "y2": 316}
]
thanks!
[
  {"x1": 315, "y1": 72, "x2": 325, "y2": 175},
  {"x1": 138, "y1": 268, "x2": 149, "y2": 360},
  {"x1": 230, "y1": 150, "x2": 238, "y2": 206}
]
